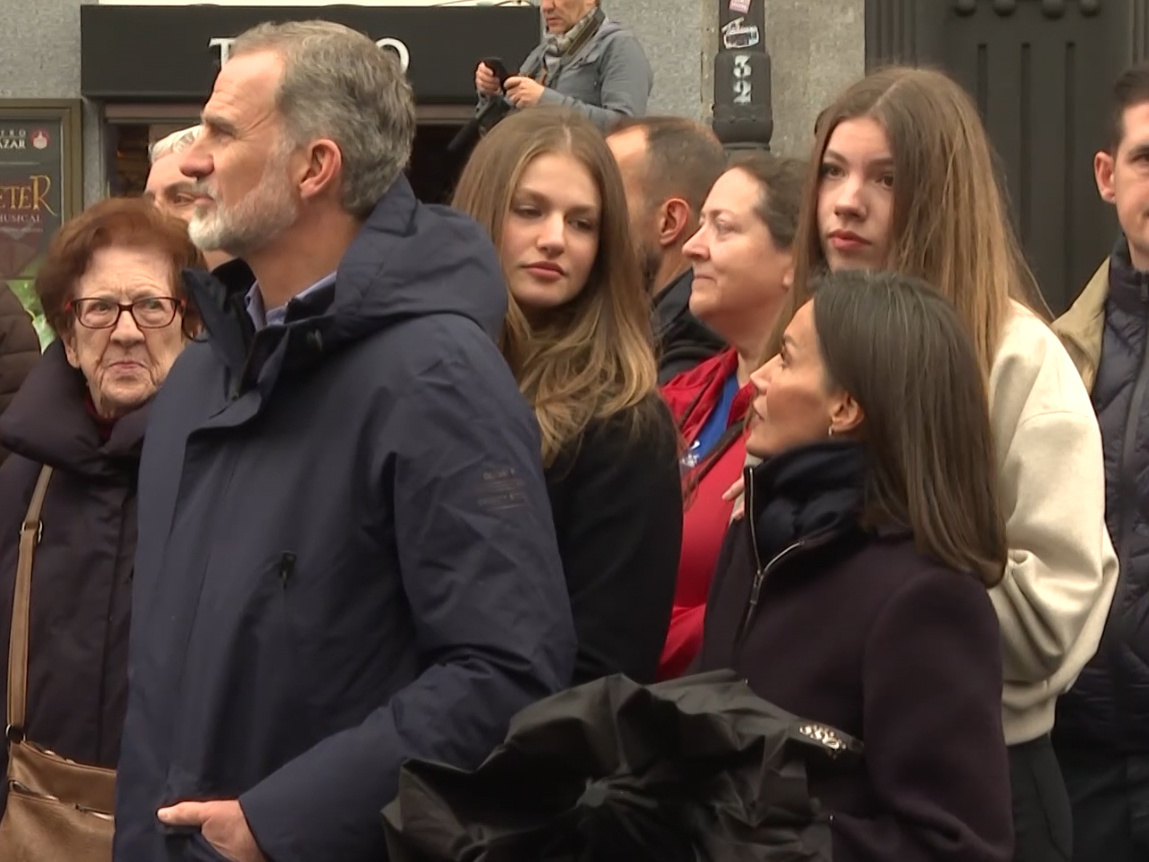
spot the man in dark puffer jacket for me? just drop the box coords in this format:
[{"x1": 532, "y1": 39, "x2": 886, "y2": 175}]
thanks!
[
  {"x1": 1054, "y1": 63, "x2": 1149, "y2": 862},
  {"x1": 606, "y1": 117, "x2": 727, "y2": 383},
  {"x1": 0, "y1": 284, "x2": 41, "y2": 466}
]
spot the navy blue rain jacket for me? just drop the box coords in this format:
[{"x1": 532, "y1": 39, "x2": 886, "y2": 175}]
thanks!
[{"x1": 113, "y1": 176, "x2": 576, "y2": 862}]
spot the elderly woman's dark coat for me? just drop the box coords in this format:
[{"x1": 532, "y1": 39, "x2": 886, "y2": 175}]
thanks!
[
  {"x1": 0, "y1": 340, "x2": 141, "y2": 814},
  {"x1": 0, "y1": 284, "x2": 42, "y2": 466}
]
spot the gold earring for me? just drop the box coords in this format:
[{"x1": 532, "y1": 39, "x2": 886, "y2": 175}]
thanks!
[{"x1": 828, "y1": 425, "x2": 834, "y2": 438}]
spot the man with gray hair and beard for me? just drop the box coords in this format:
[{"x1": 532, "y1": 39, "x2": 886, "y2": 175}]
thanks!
[{"x1": 114, "y1": 20, "x2": 576, "y2": 862}]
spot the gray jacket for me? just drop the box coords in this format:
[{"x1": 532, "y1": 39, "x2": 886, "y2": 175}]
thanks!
[{"x1": 488, "y1": 18, "x2": 651, "y2": 132}]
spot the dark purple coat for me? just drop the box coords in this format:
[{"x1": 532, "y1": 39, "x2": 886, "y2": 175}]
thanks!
[{"x1": 698, "y1": 442, "x2": 1013, "y2": 862}]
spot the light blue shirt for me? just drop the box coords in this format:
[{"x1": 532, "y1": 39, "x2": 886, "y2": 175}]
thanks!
[{"x1": 245, "y1": 272, "x2": 337, "y2": 330}]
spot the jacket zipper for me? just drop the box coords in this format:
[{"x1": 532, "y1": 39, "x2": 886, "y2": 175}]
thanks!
[
  {"x1": 278, "y1": 552, "x2": 296, "y2": 587},
  {"x1": 95, "y1": 493, "x2": 131, "y2": 763},
  {"x1": 1117, "y1": 274, "x2": 1149, "y2": 571},
  {"x1": 735, "y1": 539, "x2": 805, "y2": 646},
  {"x1": 733, "y1": 467, "x2": 843, "y2": 646},
  {"x1": 734, "y1": 466, "x2": 805, "y2": 644}
]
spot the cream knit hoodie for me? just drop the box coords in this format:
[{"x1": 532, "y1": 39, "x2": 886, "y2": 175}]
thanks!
[{"x1": 988, "y1": 301, "x2": 1118, "y2": 745}]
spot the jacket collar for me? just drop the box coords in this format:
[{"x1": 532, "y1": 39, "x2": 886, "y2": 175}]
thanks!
[
  {"x1": 544, "y1": 6, "x2": 604, "y2": 54},
  {"x1": 0, "y1": 340, "x2": 149, "y2": 476},
  {"x1": 653, "y1": 269, "x2": 693, "y2": 334},
  {"x1": 183, "y1": 175, "x2": 428, "y2": 387},
  {"x1": 186, "y1": 175, "x2": 510, "y2": 414},
  {"x1": 188, "y1": 258, "x2": 258, "y2": 371},
  {"x1": 1053, "y1": 261, "x2": 1105, "y2": 392},
  {"x1": 1054, "y1": 235, "x2": 1143, "y2": 393},
  {"x1": 185, "y1": 257, "x2": 340, "y2": 391},
  {"x1": 522, "y1": 15, "x2": 618, "y2": 78},
  {"x1": 676, "y1": 349, "x2": 748, "y2": 437}
]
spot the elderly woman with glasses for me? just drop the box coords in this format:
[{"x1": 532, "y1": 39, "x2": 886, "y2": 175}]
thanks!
[{"x1": 0, "y1": 197, "x2": 200, "y2": 822}]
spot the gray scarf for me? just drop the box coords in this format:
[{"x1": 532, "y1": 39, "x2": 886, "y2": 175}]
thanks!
[{"x1": 541, "y1": 6, "x2": 604, "y2": 81}]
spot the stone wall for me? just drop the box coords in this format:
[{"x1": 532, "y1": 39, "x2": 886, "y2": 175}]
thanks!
[
  {"x1": 763, "y1": 0, "x2": 865, "y2": 157},
  {"x1": 614, "y1": 0, "x2": 709, "y2": 120},
  {"x1": 0, "y1": 0, "x2": 104, "y2": 204},
  {"x1": 609, "y1": 0, "x2": 865, "y2": 156},
  {"x1": 0, "y1": 0, "x2": 870, "y2": 208}
]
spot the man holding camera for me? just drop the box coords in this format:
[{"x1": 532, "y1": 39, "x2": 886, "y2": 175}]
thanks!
[{"x1": 474, "y1": 0, "x2": 651, "y2": 132}]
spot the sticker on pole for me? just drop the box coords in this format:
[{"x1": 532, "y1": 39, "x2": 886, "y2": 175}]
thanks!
[
  {"x1": 733, "y1": 54, "x2": 752, "y2": 105},
  {"x1": 729, "y1": 0, "x2": 751, "y2": 13},
  {"x1": 721, "y1": 16, "x2": 760, "y2": 50}
]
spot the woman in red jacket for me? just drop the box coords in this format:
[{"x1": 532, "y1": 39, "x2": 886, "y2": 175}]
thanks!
[{"x1": 658, "y1": 153, "x2": 805, "y2": 678}]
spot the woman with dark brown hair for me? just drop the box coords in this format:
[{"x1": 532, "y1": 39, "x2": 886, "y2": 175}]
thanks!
[
  {"x1": 700, "y1": 269, "x2": 1012, "y2": 861},
  {"x1": 452, "y1": 106, "x2": 680, "y2": 685},
  {"x1": 0, "y1": 197, "x2": 199, "y2": 839},
  {"x1": 746, "y1": 65, "x2": 1116, "y2": 861}
]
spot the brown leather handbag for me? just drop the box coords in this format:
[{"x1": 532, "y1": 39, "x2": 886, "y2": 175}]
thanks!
[{"x1": 0, "y1": 466, "x2": 116, "y2": 861}]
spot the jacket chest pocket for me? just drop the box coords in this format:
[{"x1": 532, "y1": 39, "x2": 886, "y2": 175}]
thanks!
[
  {"x1": 263, "y1": 550, "x2": 331, "y2": 733},
  {"x1": 557, "y1": 53, "x2": 604, "y2": 102},
  {"x1": 274, "y1": 552, "x2": 306, "y2": 667},
  {"x1": 269, "y1": 551, "x2": 355, "y2": 687}
]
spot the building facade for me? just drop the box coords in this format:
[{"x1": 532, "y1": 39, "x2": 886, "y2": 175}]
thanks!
[
  {"x1": 0, "y1": 0, "x2": 866, "y2": 207},
  {"x1": 11, "y1": 0, "x2": 1143, "y2": 313}
]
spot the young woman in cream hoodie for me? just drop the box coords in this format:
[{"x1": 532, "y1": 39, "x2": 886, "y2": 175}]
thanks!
[{"x1": 744, "y1": 66, "x2": 1119, "y2": 862}]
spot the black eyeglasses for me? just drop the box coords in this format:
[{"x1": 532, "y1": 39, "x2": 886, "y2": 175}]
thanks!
[{"x1": 66, "y1": 297, "x2": 186, "y2": 330}]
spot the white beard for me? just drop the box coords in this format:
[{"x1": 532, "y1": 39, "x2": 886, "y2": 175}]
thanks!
[{"x1": 188, "y1": 150, "x2": 299, "y2": 258}]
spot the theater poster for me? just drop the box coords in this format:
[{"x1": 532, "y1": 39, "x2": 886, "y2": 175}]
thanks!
[{"x1": 0, "y1": 100, "x2": 83, "y2": 347}]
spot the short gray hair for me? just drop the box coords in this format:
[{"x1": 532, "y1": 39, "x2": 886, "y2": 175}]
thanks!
[
  {"x1": 149, "y1": 125, "x2": 202, "y2": 165},
  {"x1": 230, "y1": 20, "x2": 416, "y2": 218}
]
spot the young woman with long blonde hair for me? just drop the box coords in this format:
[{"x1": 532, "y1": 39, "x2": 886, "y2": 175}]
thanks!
[
  {"x1": 452, "y1": 106, "x2": 681, "y2": 686},
  {"x1": 756, "y1": 66, "x2": 1118, "y2": 861}
]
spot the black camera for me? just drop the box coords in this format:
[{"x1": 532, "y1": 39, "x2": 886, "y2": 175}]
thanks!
[{"x1": 448, "y1": 56, "x2": 516, "y2": 155}]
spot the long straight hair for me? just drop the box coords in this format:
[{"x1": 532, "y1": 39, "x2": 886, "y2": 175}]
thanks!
[
  {"x1": 769, "y1": 65, "x2": 1050, "y2": 379},
  {"x1": 813, "y1": 270, "x2": 1007, "y2": 587},
  {"x1": 452, "y1": 107, "x2": 659, "y2": 466}
]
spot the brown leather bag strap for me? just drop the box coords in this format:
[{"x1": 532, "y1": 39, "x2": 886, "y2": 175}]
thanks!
[{"x1": 7, "y1": 465, "x2": 52, "y2": 739}]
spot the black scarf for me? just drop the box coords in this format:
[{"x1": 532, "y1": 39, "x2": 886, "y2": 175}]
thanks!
[{"x1": 750, "y1": 440, "x2": 866, "y2": 562}]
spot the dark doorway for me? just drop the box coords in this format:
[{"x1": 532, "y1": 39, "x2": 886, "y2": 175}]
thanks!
[
  {"x1": 865, "y1": 0, "x2": 1141, "y2": 314},
  {"x1": 107, "y1": 119, "x2": 471, "y2": 207},
  {"x1": 407, "y1": 123, "x2": 469, "y2": 204}
]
